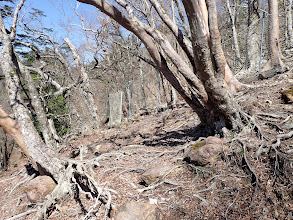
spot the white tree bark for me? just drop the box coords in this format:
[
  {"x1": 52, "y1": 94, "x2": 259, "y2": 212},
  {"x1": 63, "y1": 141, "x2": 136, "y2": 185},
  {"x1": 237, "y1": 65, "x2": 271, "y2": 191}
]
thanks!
[
  {"x1": 287, "y1": 0, "x2": 293, "y2": 48},
  {"x1": 268, "y1": 0, "x2": 284, "y2": 68},
  {"x1": 226, "y1": 0, "x2": 241, "y2": 59},
  {"x1": 0, "y1": 6, "x2": 63, "y2": 178},
  {"x1": 64, "y1": 38, "x2": 100, "y2": 129},
  {"x1": 245, "y1": 0, "x2": 260, "y2": 71},
  {"x1": 18, "y1": 61, "x2": 58, "y2": 149}
]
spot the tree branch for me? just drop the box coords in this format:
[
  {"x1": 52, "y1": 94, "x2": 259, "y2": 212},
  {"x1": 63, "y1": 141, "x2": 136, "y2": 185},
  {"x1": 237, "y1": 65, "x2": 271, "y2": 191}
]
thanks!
[
  {"x1": 10, "y1": 0, "x2": 26, "y2": 40},
  {"x1": 148, "y1": 0, "x2": 194, "y2": 67}
]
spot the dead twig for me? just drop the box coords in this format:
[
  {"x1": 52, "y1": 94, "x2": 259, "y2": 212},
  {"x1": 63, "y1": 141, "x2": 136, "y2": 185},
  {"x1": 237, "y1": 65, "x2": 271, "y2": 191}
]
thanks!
[
  {"x1": 193, "y1": 193, "x2": 208, "y2": 204},
  {"x1": 6, "y1": 209, "x2": 37, "y2": 220},
  {"x1": 237, "y1": 139, "x2": 259, "y2": 188},
  {"x1": 271, "y1": 131, "x2": 293, "y2": 160},
  {"x1": 224, "y1": 190, "x2": 239, "y2": 220}
]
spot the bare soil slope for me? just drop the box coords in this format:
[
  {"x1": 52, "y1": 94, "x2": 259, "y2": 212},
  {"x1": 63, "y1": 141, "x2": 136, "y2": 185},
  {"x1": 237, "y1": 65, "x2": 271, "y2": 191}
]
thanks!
[{"x1": 0, "y1": 71, "x2": 292, "y2": 219}]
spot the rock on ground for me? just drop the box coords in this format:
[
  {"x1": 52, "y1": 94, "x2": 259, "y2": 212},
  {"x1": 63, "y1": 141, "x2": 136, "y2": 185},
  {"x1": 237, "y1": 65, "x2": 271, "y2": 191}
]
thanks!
[
  {"x1": 141, "y1": 162, "x2": 183, "y2": 186},
  {"x1": 184, "y1": 136, "x2": 227, "y2": 166},
  {"x1": 281, "y1": 87, "x2": 293, "y2": 103},
  {"x1": 114, "y1": 201, "x2": 163, "y2": 220}
]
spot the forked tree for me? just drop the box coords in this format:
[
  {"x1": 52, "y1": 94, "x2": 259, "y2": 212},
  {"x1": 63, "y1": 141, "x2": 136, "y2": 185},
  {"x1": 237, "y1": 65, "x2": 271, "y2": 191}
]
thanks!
[{"x1": 77, "y1": 0, "x2": 248, "y2": 133}]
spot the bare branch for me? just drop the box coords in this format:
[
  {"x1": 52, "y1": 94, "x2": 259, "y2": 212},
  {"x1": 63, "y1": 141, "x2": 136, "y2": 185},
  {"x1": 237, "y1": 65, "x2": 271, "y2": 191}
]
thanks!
[
  {"x1": 0, "y1": 11, "x2": 7, "y2": 37},
  {"x1": 175, "y1": 0, "x2": 190, "y2": 36},
  {"x1": 10, "y1": 0, "x2": 26, "y2": 40},
  {"x1": 148, "y1": 0, "x2": 194, "y2": 67},
  {"x1": 65, "y1": 38, "x2": 100, "y2": 128}
]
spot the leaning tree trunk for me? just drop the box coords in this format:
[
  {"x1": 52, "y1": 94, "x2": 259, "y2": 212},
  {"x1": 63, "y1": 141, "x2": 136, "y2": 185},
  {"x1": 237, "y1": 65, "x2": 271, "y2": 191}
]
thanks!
[
  {"x1": 0, "y1": 0, "x2": 65, "y2": 178},
  {"x1": 18, "y1": 61, "x2": 58, "y2": 149},
  {"x1": 0, "y1": 3, "x2": 112, "y2": 218},
  {"x1": 64, "y1": 38, "x2": 100, "y2": 129},
  {"x1": 1, "y1": 30, "x2": 110, "y2": 220},
  {"x1": 0, "y1": 39, "x2": 63, "y2": 180},
  {"x1": 268, "y1": 0, "x2": 284, "y2": 68},
  {"x1": 182, "y1": 0, "x2": 244, "y2": 132},
  {"x1": 0, "y1": 105, "x2": 37, "y2": 167}
]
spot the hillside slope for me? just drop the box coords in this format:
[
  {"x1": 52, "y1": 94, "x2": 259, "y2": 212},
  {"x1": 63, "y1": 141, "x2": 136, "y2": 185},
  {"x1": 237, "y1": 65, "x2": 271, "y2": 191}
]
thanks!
[{"x1": 0, "y1": 70, "x2": 292, "y2": 219}]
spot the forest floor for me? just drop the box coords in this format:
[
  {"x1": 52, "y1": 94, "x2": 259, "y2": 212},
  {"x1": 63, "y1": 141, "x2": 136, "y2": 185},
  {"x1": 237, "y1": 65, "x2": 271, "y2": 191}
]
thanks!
[{"x1": 0, "y1": 70, "x2": 292, "y2": 219}]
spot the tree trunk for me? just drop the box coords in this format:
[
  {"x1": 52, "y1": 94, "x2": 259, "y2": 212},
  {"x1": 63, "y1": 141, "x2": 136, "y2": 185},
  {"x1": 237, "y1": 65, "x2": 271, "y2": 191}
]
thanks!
[
  {"x1": 77, "y1": 0, "x2": 245, "y2": 133},
  {"x1": 245, "y1": 0, "x2": 261, "y2": 71},
  {"x1": 183, "y1": 0, "x2": 244, "y2": 132},
  {"x1": 268, "y1": 0, "x2": 283, "y2": 68},
  {"x1": 0, "y1": 105, "x2": 37, "y2": 167},
  {"x1": 0, "y1": 127, "x2": 14, "y2": 170},
  {"x1": 0, "y1": 4, "x2": 112, "y2": 218},
  {"x1": 287, "y1": 0, "x2": 293, "y2": 48},
  {"x1": 18, "y1": 61, "x2": 58, "y2": 149},
  {"x1": 0, "y1": 36, "x2": 63, "y2": 178},
  {"x1": 226, "y1": 0, "x2": 241, "y2": 60},
  {"x1": 139, "y1": 62, "x2": 147, "y2": 109},
  {"x1": 198, "y1": 0, "x2": 245, "y2": 94},
  {"x1": 64, "y1": 38, "x2": 100, "y2": 129},
  {"x1": 170, "y1": 0, "x2": 178, "y2": 106},
  {"x1": 0, "y1": 75, "x2": 14, "y2": 170}
]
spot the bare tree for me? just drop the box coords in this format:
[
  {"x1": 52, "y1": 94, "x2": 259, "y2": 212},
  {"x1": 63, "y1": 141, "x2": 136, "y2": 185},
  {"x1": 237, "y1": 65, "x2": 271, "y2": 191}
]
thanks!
[
  {"x1": 245, "y1": 0, "x2": 261, "y2": 71},
  {"x1": 76, "y1": 0, "x2": 248, "y2": 133},
  {"x1": 19, "y1": 61, "x2": 59, "y2": 149},
  {"x1": 0, "y1": 2, "x2": 112, "y2": 218},
  {"x1": 268, "y1": 0, "x2": 284, "y2": 68},
  {"x1": 226, "y1": 0, "x2": 241, "y2": 60},
  {"x1": 65, "y1": 38, "x2": 100, "y2": 129},
  {"x1": 17, "y1": 23, "x2": 99, "y2": 133}
]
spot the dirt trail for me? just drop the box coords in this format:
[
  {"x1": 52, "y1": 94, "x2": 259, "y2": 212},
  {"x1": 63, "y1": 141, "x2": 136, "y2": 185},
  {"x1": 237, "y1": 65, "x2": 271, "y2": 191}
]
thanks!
[{"x1": 0, "y1": 71, "x2": 292, "y2": 219}]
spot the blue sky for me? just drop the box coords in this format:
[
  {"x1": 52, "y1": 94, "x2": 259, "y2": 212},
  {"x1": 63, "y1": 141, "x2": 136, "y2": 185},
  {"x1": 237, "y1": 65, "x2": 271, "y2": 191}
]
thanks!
[{"x1": 24, "y1": 0, "x2": 98, "y2": 44}]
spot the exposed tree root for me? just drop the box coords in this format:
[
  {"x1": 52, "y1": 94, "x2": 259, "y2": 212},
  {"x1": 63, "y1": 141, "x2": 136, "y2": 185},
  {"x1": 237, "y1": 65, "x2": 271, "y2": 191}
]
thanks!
[
  {"x1": 7, "y1": 209, "x2": 38, "y2": 220},
  {"x1": 271, "y1": 131, "x2": 293, "y2": 160},
  {"x1": 9, "y1": 173, "x2": 36, "y2": 196},
  {"x1": 32, "y1": 159, "x2": 113, "y2": 220},
  {"x1": 239, "y1": 111, "x2": 264, "y2": 140},
  {"x1": 236, "y1": 139, "x2": 259, "y2": 188}
]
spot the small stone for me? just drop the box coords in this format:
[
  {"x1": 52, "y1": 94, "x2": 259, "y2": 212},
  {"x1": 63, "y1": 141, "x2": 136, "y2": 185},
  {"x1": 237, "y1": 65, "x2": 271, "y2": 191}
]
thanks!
[
  {"x1": 184, "y1": 136, "x2": 227, "y2": 166},
  {"x1": 281, "y1": 87, "x2": 293, "y2": 104},
  {"x1": 114, "y1": 201, "x2": 163, "y2": 220},
  {"x1": 25, "y1": 176, "x2": 56, "y2": 203},
  {"x1": 93, "y1": 144, "x2": 112, "y2": 155},
  {"x1": 141, "y1": 162, "x2": 182, "y2": 186}
]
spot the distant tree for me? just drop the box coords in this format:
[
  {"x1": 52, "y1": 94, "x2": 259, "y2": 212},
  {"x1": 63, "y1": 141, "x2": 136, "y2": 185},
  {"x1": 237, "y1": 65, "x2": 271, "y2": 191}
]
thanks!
[
  {"x1": 286, "y1": 0, "x2": 293, "y2": 48},
  {"x1": 245, "y1": 0, "x2": 261, "y2": 71},
  {"x1": 268, "y1": 0, "x2": 284, "y2": 68},
  {"x1": 225, "y1": 0, "x2": 241, "y2": 60}
]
